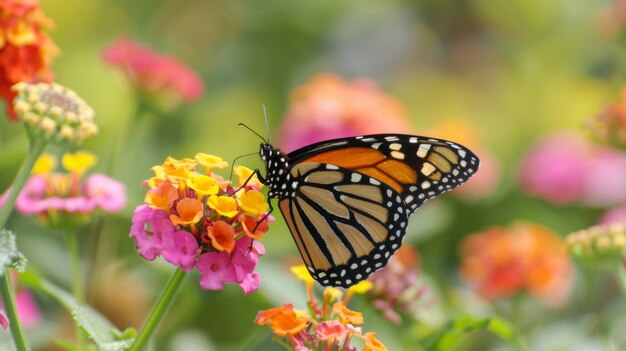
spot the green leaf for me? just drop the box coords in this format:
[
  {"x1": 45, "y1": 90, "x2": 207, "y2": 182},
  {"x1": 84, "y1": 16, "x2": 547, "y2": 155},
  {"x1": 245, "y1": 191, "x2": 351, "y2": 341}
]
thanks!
[
  {"x1": 425, "y1": 315, "x2": 524, "y2": 351},
  {"x1": 0, "y1": 229, "x2": 27, "y2": 274},
  {"x1": 22, "y1": 271, "x2": 135, "y2": 351}
]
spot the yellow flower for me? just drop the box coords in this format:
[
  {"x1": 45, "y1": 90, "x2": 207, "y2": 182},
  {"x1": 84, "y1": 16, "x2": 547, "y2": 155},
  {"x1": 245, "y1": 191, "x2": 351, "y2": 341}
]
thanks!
[
  {"x1": 163, "y1": 156, "x2": 197, "y2": 171},
  {"x1": 348, "y1": 281, "x2": 373, "y2": 295},
  {"x1": 145, "y1": 181, "x2": 178, "y2": 211},
  {"x1": 237, "y1": 189, "x2": 269, "y2": 216},
  {"x1": 186, "y1": 173, "x2": 219, "y2": 196},
  {"x1": 291, "y1": 265, "x2": 315, "y2": 286},
  {"x1": 62, "y1": 151, "x2": 97, "y2": 176},
  {"x1": 332, "y1": 301, "x2": 363, "y2": 325},
  {"x1": 325, "y1": 288, "x2": 344, "y2": 301},
  {"x1": 207, "y1": 195, "x2": 239, "y2": 217},
  {"x1": 32, "y1": 153, "x2": 56, "y2": 174},
  {"x1": 195, "y1": 153, "x2": 228, "y2": 174},
  {"x1": 234, "y1": 165, "x2": 263, "y2": 189}
]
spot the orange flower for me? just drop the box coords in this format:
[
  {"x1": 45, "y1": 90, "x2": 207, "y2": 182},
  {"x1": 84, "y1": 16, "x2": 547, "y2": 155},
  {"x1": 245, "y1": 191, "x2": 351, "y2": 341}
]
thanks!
[
  {"x1": 255, "y1": 304, "x2": 308, "y2": 337},
  {"x1": 362, "y1": 332, "x2": 388, "y2": 351},
  {"x1": 587, "y1": 87, "x2": 626, "y2": 147},
  {"x1": 460, "y1": 222, "x2": 574, "y2": 307},
  {"x1": 169, "y1": 198, "x2": 203, "y2": 226},
  {"x1": 316, "y1": 320, "x2": 347, "y2": 342},
  {"x1": 206, "y1": 221, "x2": 236, "y2": 253},
  {"x1": 144, "y1": 181, "x2": 178, "y2": 211},
  {"x1": 240, "y1": 214, "x2": 269, "y2": 240},
  {"x1": 0, "y1": 0, "x2": 58, "y2": 120},
  {"x1": 332, "y1": 301, "x2": 363, "y2": 325}
]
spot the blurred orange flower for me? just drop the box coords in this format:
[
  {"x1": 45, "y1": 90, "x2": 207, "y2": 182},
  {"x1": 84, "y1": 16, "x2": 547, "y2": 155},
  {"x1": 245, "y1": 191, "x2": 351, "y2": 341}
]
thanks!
[
  {"x1": 276, "y1": 73, "x2": 412, "y2": 152},
  {"x1": 0, "y1": 0, "x2": 57, "y2": 120},
  {"x1": 254, "y1": 303, "x2": 308, "y2": 337},
  {"x1": 460, "y1": 222, "x2": 574, "y2": 307},
  {"x1": 588, "y1": 87, "x2": 626, "y2": 148}
]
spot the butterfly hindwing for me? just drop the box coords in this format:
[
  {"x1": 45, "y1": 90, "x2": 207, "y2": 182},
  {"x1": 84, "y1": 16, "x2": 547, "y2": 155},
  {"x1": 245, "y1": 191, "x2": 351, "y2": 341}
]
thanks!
[
  {"x1": 288, "y1": 134, "x2": 480, "y2": 215},
  {"x1": 278, "y1": 162, "x2": 409, "y2": 287}
]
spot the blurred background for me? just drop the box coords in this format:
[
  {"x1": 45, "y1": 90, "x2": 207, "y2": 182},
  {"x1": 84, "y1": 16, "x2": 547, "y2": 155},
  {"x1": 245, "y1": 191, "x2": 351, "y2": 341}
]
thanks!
[{"x1": 1, "y1": 0, "x2": 626, "y2": 350}]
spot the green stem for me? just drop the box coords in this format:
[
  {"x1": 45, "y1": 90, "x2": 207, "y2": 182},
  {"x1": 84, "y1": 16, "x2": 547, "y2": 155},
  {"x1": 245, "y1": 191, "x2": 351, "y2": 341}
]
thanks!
[
  {"x1": 0, "y1": 272, "x2": 29, "y2": 351},
  {"x1": 0, "y1": 137, "x2": 46, "y2": 351},
  {"x1": 130, "y1": 268, "x2": 186, "y2": 351},
  {"x1": 614, "y1": 263, "x2": 626, "y2": 297},
  {"x1": 65, "y1": 229, "x2": 84, "y2": 348},
  {"x1": 0, "y1": 137, "x2": 46, "y2": 229}
]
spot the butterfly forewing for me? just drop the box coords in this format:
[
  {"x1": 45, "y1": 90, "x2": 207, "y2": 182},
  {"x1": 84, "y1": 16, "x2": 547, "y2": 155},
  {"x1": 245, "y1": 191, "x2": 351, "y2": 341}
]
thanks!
[
  {"x1": 278, "y1": 162, "x2": 409, "y2": 287},
  {"x1": 288, "y1": 134, "x2": 479, "y2": 215}
]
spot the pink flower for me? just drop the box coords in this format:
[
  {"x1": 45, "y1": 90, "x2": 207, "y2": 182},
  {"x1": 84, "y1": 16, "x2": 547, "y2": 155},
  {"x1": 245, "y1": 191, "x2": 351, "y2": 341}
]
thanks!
[
  {"x1": 161, "y1": 230, "x2": 199, "y2": 272},
  {"x1": 599, "y1": 206, "x2": 626, "y2": 225},
  {"x1": 519, "y1": 132, "x2": 626, "y2": 206},
  {"x1": 316, "y1": 320, "x2": 348, "y2": 341},
  {"x1": 84, "y1": 173, "x2": 126, "y2": 212},
  {"x1": 196, "y1": 251, "x2": 237, "y2": 291},
  {"x1": 231, "y1": 237, "x2": 265, "y2": 294},
  {"x1": 15, "y1": 289, "x2": 42, "y2": 328},
  {"x1": 13, "y1": 175, "x2": 48, "y2": 214},
  {"x1": 129, "y1": 205, "x2": 175, "y2": 260},
  {"x1": 102, "y1": 38, "x2": 204, "y2": 102},
  {"x1": 276, "y1": 74, "x2": 411, "y2": 152},
  {"x1": 0, "y1": 311, "x2": 7, "y2": 329}
]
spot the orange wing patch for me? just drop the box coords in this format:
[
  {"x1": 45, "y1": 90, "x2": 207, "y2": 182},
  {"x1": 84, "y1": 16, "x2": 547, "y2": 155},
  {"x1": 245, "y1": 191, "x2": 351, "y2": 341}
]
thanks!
[{"x1": 302, "y1": 147, "x2": 417, "y2": 194}]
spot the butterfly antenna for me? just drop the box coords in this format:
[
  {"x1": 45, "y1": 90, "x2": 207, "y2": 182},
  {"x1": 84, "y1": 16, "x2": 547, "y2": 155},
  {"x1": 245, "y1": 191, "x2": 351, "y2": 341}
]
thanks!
[
  {"x1": 238, "y1": 123, "x2": 267, "y2": 144},
  {"x1": 262, "y1": 104, "x2": 271, "y2": 144}
]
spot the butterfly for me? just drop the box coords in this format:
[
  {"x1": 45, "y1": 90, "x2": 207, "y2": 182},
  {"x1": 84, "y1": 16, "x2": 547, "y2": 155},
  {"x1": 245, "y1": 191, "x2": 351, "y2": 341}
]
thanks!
[{"x1": 257, "y1": 134, "x2": 479, "y2": 288}]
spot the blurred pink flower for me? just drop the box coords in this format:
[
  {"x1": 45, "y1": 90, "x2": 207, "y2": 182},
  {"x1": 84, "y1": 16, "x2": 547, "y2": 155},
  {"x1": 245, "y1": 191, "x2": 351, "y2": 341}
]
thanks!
[
  {"x1": 599, "y1": 205, "x2": 626, "y2": 226},
  {"x1": 276, "y1": 74, "x2": 412, "y2": 152},
  {"x1": 102, "y1": 38, "x2": 204, "y2": 103},
  {"x1": 85, "y1": 173, "x2": 127, "y2": 212},
  {"x1": 15, "y1": 289, "x2": 41, "y2": 328},
  {"x1": 130, "y1": 205, "x2": 175, "y2": 261},
  {"x1": 519, "y1": 132, "x2": 626, "y2": 206}
]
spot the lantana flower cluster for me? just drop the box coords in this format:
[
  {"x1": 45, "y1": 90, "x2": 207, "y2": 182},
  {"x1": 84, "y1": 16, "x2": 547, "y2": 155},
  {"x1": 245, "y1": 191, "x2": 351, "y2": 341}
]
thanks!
[
  {"x1": 0, "y1": 0, "x2": 58, "y2": 120},
  {"x1": 566, "y1": 223, "x2": 626, "y2": 264},
  {"x1": 0, "y1": 151, "x2": 125, "y2": 229},
  {"x1": 130, "y1": 154, "x2": 270, "y2": 294},
  {"x1": 13, "y1": 82, "x2": 98, "y2": 144},
  {"x1": 460, "y1": 222, "x2": 574, "y2": 307},
  {"x1": 255, "y1": 265, "x2": 387, "y2": 351}
]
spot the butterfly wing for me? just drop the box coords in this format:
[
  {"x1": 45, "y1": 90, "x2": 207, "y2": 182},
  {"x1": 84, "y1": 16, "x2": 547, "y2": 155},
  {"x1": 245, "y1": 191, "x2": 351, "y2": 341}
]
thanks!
[
  {"x1": 278, "y1": 162, "x2": 409, "y2": 287},
  {"x1": 287, "y1": 134, "x2": 480, "y2": 215}
]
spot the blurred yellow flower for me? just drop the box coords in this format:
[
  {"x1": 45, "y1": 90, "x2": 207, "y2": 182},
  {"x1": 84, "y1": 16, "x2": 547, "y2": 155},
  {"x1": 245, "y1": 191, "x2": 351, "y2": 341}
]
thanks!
[
  {"x1": 332, "y1": 301, "x2": 363, "y2": 325},
  {"x1": 62, "y1": 151, "x2": 97, "y2": 176},
  {"x1": 32, "y1": 153, "x2": 56, "y2": 174},
  {"x1": 207, "y1": 195, "x2": 239, "y2": 217},
  {"x1": 291, "y1": 265, "x2": 315, "y2": 286},
  {"x1": 363, "y1": 332, "x2": 388, "y2": 351}
]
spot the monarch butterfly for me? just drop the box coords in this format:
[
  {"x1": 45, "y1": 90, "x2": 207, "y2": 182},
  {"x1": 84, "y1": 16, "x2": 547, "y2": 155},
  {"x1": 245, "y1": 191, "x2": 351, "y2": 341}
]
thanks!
[{"x1": 256, "y1": 133, "x2": 479, "y2": 288}]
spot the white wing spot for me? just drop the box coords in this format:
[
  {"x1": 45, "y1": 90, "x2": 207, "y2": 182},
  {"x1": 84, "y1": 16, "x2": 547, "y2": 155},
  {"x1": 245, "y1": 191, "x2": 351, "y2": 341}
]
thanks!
[
  {"x1": 391, "y1": 151, "x2": 405, "y2": 160},
  {"x1": 372, "y1": 142, "x2": 382, "y2": 149},
  {"x1": 417, "y1": 144, "x2": 431, "y2": 158},
  {"x1": 421, "y1": 181, "x2": 431, "y2": 189},
  {"x1": 370, "y1": 178, "x2": 381, "y2": 185},
  {"x1": 389, "y1": 143, "x2": 402, "y2": 150},
  {"x1": 351, "y1": 173, "x2": 362, "y2": 182},
  {"x1": 326, "y1": 164, "x2": 339, "y2": 170}
]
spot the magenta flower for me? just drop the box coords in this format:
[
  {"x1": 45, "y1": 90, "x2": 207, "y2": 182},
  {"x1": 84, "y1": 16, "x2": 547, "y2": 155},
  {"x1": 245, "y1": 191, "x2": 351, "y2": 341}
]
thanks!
[
  {"x1": 130, "y1": 205, "x2": 175, "y2": 261},
  {"x1": 85, "y1": 173, "x2": 127, "y2": 212},
  {"x1": 519, "y1": 132, "x2": 626, "y2": 206},
  {"x1": 102, "y1": 38, "x2": 204, "y2": 103},
  {"x1": 600, "y1": 206, "x2": 626, "y2": 225},
  {"x1": 162, "y1": 230, "x2": 199, "y2": 272},
  {"x1": 196, "y1": 251, "x2": 237, "y2": 291}
]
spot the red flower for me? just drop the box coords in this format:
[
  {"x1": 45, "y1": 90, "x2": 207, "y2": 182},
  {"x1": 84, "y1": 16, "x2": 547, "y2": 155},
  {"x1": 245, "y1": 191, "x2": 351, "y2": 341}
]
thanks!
[
  {"x1": 102, "y1": 38, "x2": 204, "y2": 104},
  {"x1": 0, "y1": 0, "x2": 57, "y2": 120}
]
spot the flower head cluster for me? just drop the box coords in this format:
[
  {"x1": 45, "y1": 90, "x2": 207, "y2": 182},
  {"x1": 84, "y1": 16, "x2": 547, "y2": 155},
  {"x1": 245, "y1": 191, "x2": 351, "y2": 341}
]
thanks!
[
  {"x1": 0, "y1": 151, "x2": 125, "y2": 229},
  {"x1": 367, "y1": 245, "x2": 427, "y2": 324},
  {"x1": 276, "y1": 73, "x2": 411, "y2": 152},
  {"x1": 130, "y1": 154, "x2": 270, "y2": 294},
  {"x1": 566, "y1": 223, "x2": 626, "y2": 264},
  {"x1": 459, "y1": 222, "x2": 574, "y2": 307},
  {"x1": 0, "y1": 0, "x2": 57, "y2": 120},
  {"x1": 12, "y1": 82, "x2": 98, "y2": 144},
  {"x1": 519, "y1": 132, "x2": 626, "y2": 206},
  {"x1": 255, "y1": 265, "x2": 387, "y2": 351},
  {"x1": 102, "y1": 38, "x2": 204, "y2": 109}
]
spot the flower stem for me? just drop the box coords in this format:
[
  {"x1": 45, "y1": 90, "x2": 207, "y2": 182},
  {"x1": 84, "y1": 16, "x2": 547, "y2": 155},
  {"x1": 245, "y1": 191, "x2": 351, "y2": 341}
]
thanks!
[
  {"x1": 0, "y1": 272, "x2": 29, "y2": 351},
  {"x1": 0, "y1": 137, "x2": 46, "y2": 229},
  {"x1": 130, "y1": 268, "x2": 187, "y2": 351},
  {"x1": 0, "y1": 137, "x2": 46, "y2": 351},
  {"x1": 614, "y1": 263, "x2": 626, "y2": 297},
  {"x1": 65, "y1": 229, "x2": 85, "y2": 348}
]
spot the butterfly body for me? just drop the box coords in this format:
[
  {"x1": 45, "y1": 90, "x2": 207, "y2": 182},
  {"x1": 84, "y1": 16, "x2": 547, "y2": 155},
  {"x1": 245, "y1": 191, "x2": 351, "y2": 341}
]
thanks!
[{"x1": 259, "y1": 134, "x2": 479, "y2": 288}]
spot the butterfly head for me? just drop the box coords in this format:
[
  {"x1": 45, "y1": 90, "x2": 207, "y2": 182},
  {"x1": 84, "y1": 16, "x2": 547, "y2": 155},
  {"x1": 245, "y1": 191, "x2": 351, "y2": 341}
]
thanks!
[{"x1": 259, "y1": 143, "x2": 291, "y2": 199}]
